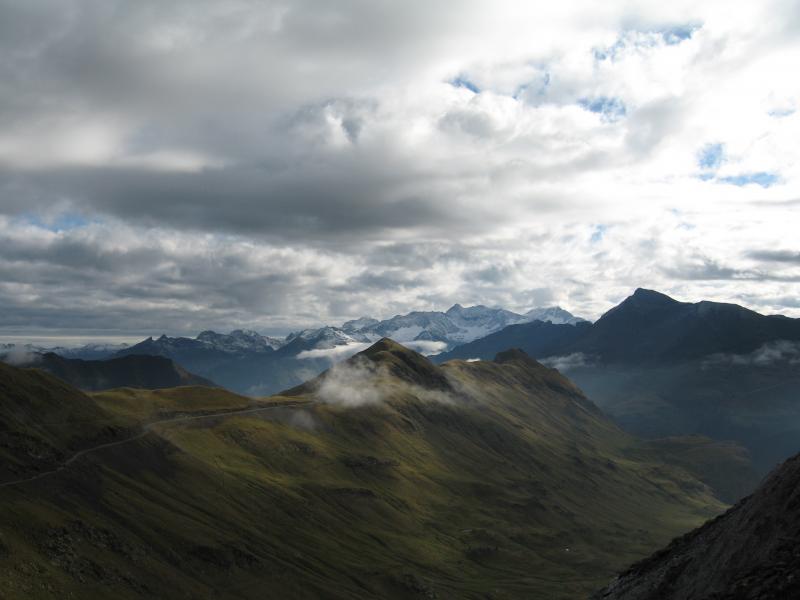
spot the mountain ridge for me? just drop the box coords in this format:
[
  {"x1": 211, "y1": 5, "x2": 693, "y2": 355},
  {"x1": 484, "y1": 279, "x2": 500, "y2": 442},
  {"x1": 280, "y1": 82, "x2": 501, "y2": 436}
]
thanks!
[
  {"x1": 434, "y1": 289, "x2": 800, "y2": 476},
  {"x1": 0, "y1": 339, "x2": 759, "y2": 599},
  {"x1": 436, "y1": 289, "x2": 800, "y2": 364},
  {"x1": 26, "y1": 353, "x2": 216, "y2": 391}
]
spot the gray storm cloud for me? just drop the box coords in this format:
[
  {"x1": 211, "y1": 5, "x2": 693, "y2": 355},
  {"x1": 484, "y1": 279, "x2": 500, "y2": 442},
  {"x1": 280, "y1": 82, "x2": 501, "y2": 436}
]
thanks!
[{"x1": 0, "y1": 0, "x2": 799, "y2": 340}]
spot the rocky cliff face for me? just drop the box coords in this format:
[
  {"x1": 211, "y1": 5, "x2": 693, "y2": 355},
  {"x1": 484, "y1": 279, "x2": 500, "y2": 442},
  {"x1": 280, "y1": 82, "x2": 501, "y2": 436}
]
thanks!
[{"x1": 593, "y1": 452, "x2": 800, "y2": 600}]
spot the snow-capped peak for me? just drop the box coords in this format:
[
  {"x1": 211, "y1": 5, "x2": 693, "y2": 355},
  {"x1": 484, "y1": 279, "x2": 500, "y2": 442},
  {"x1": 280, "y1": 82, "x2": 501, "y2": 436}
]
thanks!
[
  {"x1": 524, "y1": 306, "x2": 586, "y2": 325},
  {"x1": 196, "y1": 330, "x2": 283, "y2": 352},
  {"x1": 341, "y1": 317, "x2": 380, "y2": 333},
  {"x1": 339, "y1": 303, "x2": 586, "y2": 352}
]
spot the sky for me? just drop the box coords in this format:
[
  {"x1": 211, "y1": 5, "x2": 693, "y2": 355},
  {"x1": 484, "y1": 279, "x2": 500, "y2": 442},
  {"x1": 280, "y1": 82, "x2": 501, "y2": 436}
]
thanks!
[{"x1": 1, "y1": 0, "x2": 799, "y2": 343}]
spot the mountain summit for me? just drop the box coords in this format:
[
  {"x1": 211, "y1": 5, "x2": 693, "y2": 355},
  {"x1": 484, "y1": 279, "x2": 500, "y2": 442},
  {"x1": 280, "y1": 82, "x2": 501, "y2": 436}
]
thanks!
[{"x1": 439, "y1": 288, "x2": 800, "y2": 365}]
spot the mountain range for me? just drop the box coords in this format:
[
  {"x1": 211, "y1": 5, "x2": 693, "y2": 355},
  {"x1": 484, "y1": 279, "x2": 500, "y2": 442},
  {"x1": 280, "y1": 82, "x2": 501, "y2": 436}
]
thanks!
[
  {"x1": 436, "y1": 288, "x2": 800, "y2": 364},
  {"x1": 2, "y1": 304, "x2": 583, "y2": 361},
  {"x1": 0, "y1": 304, "x2": 583, "y2": 396},
  {"x1": 435, "y1": 288, "x2": 800, "y2": 474},
  {"x1": 0, "y1": 339, "x2": 742, "y2": 599}
]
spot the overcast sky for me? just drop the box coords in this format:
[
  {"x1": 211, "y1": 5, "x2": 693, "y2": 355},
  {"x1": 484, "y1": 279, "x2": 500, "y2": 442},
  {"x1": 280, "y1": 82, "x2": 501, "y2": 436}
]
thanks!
[{"x1": 1, "y1": 0, "x2": 799, "y2": 342}]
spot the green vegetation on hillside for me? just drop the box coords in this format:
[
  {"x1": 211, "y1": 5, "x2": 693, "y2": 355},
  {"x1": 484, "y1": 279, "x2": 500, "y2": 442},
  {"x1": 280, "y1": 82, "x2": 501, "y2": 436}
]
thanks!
[{"x1": 0, "y1": 341, "x2": 730, "y2": 599}]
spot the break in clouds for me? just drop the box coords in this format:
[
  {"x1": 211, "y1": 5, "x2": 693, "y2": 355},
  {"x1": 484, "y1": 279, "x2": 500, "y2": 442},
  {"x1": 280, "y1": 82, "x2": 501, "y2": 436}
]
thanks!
[{"x1": 1, "y1": 0, "x2": 800, "y2": 341}]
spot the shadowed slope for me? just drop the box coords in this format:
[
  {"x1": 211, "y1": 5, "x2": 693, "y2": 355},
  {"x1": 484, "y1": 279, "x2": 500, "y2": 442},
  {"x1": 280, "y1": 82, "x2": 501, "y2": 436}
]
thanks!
[
  {"x1": 436, "y1": 288, "x2": 800, "y2": 365},
  {"x1": 28, "y1": 353, "x2": 216, "y2": 391},
  {"x1": 0, "y1": 341, "x2": 729, "y2": 599},
  {"x1": 0, "y1": 362, "x2": 129, "y2": 482},
  {"x1": 593, "y1": 452, "x2": 800, "y2": 599}
]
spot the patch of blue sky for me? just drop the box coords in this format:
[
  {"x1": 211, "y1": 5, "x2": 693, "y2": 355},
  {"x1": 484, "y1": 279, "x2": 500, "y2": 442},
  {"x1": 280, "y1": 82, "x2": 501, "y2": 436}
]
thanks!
[
  {"x1": 513, "y1": 71, "x2": 550, "y2": 101},
  {"x1": 697, "y1": 143, "x2": 724, "y2": 170},
  {"x1": 719, "y1": 172, "x2": 780, "y2": 188},
  {"x1": 449, "y1": 76, "x2": 480, "y2": 94},
  {"x1": 16, "y1": 212, "x2": 91, "y2": 232},
  {"x1": 593, "y1": 23, "x2": 700, "y2": 61},
  {"x1": 590, "y1": 224, "x2": 608, "y2": 243},
  {"x1": 577, "y1": 96, "x2": 626, "y2": 122},
  {"x1": 660, "y1": 24, "x2": 699, "y2": 45},
  {"x1": 592, "y1": 40, "x2": 626, "y2": 61},
  {"x1": 768, "y1": 107, "x2": 796, "y2": 118}
]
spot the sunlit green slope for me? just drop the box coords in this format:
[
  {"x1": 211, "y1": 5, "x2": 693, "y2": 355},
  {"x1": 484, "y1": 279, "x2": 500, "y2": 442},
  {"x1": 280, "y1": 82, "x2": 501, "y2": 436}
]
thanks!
[{"x1": 0, "y1": 340, "x2": 727, "y2": 599}]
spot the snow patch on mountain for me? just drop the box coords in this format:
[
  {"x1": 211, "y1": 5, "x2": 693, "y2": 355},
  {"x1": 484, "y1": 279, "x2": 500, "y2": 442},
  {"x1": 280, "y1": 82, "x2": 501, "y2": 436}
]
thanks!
[
  {"x1": 197, "y1": 329, "x2": 283, "y2": 352},
  {"x1": 344, "y1": 304, "x2": 586, "y2": 350},
  {"x1": 525, "y1": 307, "x2": 585, "y2": 325}
]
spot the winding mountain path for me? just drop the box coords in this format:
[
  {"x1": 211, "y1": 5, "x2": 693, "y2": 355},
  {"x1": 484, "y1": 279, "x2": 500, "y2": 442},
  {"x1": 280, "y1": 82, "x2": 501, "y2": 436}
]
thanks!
[{"x1": 0, "y1": 400, "x2": 310, "y2": 489}]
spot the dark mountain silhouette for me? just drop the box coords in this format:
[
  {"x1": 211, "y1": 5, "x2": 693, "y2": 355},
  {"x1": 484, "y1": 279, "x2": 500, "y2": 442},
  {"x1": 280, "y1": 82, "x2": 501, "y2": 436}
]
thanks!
[
  {"x1": 29, "y1": 353, "x2": 215, "y2": 391},
  {"x1": 0, "y1": 362, "x2": 130, "y2": 482},
  {"x1": 576, "y1": 288, "x2": 800, "y2": 363},
  {"x1": 116, "y1": 332, "x2": 332, "y2": 395},
  {"x1": 435, "y1": 289, "x2": 800, "y2": 478},
  {"x1": 436, "y1": 288, "x2": 800, "y2": 364},
  {"x1": 593, "y1": 451, "x2": 800, "y2": 599},
  {"x1": 433, "y1": 319, "x2": 590, "y2": 362}
]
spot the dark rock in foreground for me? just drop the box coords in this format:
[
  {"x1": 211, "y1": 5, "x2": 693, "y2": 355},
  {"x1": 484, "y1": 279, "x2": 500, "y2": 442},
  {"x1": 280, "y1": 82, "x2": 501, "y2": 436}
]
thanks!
[{"x1": 593, "y1": 452, "x2": 800, "y2": 599}]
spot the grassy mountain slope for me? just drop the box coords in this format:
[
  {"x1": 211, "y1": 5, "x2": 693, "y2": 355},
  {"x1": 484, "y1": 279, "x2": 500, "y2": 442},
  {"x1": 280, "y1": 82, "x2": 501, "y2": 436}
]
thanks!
[
  {"x1": 0, "y1": 362, "x2": 130, "y2": 483},
  {"x1": 91, "y1": 385, "x2": 253, "y2": 421},
  {"x1": 0, "y1": 341, "x2": 729, "y2": 599},
  {"x1": 593, "y1": 451, "x2": 800, "y2": 599}
]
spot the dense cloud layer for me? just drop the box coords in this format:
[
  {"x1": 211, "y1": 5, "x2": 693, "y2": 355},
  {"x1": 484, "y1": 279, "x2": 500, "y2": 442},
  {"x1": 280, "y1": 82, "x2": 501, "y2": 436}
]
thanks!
[{"x1": 1, "y1": 0, "x2": 799, "y2": 341}]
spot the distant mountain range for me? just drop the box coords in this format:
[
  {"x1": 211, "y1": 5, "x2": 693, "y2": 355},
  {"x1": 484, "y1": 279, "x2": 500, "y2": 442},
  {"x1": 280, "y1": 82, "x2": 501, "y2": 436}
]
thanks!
[
  {"x1": 287, "y1": 303, "x2": 584, "y2": 350},
  {"x1": 1, "y1": 303, "x2": 584, "y2": 362},
  {"x1": 2, "y1": 303, "x2": 584, "y2": 396},
  {"x1": 436, "y1": 288, "x2": 800, "y2": 363},
  {"x1": 0, "y1": 341, "x2": 131, "y2": 362}
]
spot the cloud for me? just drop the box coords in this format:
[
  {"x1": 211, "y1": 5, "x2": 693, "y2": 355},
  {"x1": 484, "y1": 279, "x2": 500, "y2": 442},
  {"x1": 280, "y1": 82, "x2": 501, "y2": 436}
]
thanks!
[
  {"x1": 0, "y1": 0, "x2": 799, "y2": 341},
  {"x1": 748, "y1": 250, "x2": 800, "y2": 264},
  {"x1": 540, "y1": 353, "x2": 593, "y2": 371},
  {"x1": 315, "y1": 356, "x2": 456, "y2": 407},
  {"x1": 403, "y1": 341, "x2": 449, "y2": 355},
  {"x1": 296, "y1": 342, "x2": 370, "y2": 362},
  {"x1": 1, "y1": 346, "x2": 41, "y2": 366},
  {"x1": 703, "y1": 340, "x2": 800, "y2": 368},
  {"x1": 288, "y1": 410, "x2": 318, "y2": 431},
  {"x1": 315, "y1": 360, "x2": 387, "y2": 407}
]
